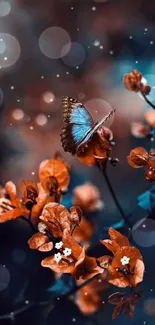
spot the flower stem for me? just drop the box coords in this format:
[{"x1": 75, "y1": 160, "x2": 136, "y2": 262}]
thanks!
[
  {"x1": 141, "y1": 92, "x2": 155, "y2": 110},
  {"x1": 102, "y1": 170, "x2": 129, "y2": 226}
]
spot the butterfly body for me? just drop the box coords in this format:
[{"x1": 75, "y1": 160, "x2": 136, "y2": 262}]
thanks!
[{"x1": 61, "y1": 96, "x2": 115, "y2": 155}]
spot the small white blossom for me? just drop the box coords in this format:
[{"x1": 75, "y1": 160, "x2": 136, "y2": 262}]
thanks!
[
  {"x1": 63, "y1": 247, "x2": 72, "y2": 257},
  {"x1": 55, "y1": 241, "x2": 63, "y2": 250},
  {"x1": 120, "y1": 256, "x2": 130, "y2": 266},
  {"x1": 54, "y1": 252, "x2": 62, "y2": 263},
  {"x1": 38, "y1": 221, "x2": 47, "y2": 234}
]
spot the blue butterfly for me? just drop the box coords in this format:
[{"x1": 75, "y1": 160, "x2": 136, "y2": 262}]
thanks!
[{"x1": 61, "y1": 96, "x2": 115, "y2": 155}]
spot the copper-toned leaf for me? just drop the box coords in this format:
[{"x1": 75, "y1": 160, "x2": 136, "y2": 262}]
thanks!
[
  {"x1": 73, "y1": 216, "x2": 94, "y2": 243},
  {"x1": 112, "y1": 303, "x2": 124, "y2": 319},
  {"x1": 108, "y1": 292, "x2": 125, "y2": 305},
  {"x1": 69, "y1": 206, "x2": 82, "y2": 225}
]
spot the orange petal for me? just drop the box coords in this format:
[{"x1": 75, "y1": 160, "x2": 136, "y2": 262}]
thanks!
[
  {"x1": 108, "y1": 228, "x2": 130, "y2": 247},
  {"x1": 0, "y1": 207, "x2": 27, "y2": 223},
  {"x1": 28, "y1": 232, "x2": 48, "y2": 249},
  {"x1": 5, "y1": 181, "x2": 21, "y2": 207},
  {"x1": 130, "y1": 259, "x2": 145, "y2": 286},
  {"x1": 38, "y1": 241, "x2": 53, "y2": 252},
  {"x1": 100, "y1": 239, "x2": 120, "y2": 255},
  {"x1": 41, "y1": 256, "x2": 75, "y2": 274}
]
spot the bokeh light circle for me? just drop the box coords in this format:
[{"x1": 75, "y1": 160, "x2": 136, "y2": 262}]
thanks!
[
  {"x1": 61, "y1": 42, "x2": 86, "y2": 67},
  {"x1": 0, "y1": 1, "x2": 11, "y2": 17},
  {"x1": 144, "y1": 299, "x2": 155, "y2": 316},
  {"x1": 35, "y1": 114, "x2": 48, "y2": 126},
  {"x1": 12, "y1": 248, "x2": 26, "y2": 264},
  {"x1": 132, "y1": 218, "x2": 155, "y2": 247},
  {"x1": 12, "y1": 109, "x2": 24, "y2": 121},
  {"x1": 0, "y1": 39, "x2": 6, "y2": 54},
  {"x1": 0, "y1": 33, "x2": 21, "y2": 68},
  {"x1": 39, "y1": 27, "x2": 71, "y2": 59},
  {"x1": 42, "y1": 91, "x2": 55, "y2": 103},
  {"x1": 0, "y1": 265, "x2": 10, "y2": 291},
  {"x1": 84, "y1": 98, "x2": 114, "y2": 127}
]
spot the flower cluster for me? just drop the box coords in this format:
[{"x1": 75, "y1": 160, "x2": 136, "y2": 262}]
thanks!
[
  {"x1": 127, "y1": 147, "x2": 155, "y2": 181},
  {"x1": 123, "y1": 69, "x2": 151, "y2": 95}
]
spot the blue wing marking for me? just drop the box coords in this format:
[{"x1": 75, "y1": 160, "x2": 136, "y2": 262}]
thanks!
[
  {"x1": 71, "y1": 105, "x2": 93, "y2": 125},
  {"x1": 72, "y1": 124, "x2": 91, "y2": 144}
]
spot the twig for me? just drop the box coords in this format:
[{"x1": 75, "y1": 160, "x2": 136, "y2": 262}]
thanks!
[{"x1": 140, "y1": 91, "x2": 155, "y2": 110}]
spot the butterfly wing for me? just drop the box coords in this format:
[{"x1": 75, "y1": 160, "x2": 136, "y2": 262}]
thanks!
[{"x1": 61, "y1": 96, "x2": 94, "y2": 155}]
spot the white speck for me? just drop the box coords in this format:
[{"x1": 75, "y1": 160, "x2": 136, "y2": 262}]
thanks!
[
  {"x1": 144, "y1": 28, "x2": 148, "y2": 31},
  {"x1": 71, "y1": 6, "x2": 74, "y2": 10},
  {"x1": 63, "y1": 247, "x2": 72, "y2": 257},
  {"x1": 0, "y1": 39, "x2": 2, "y2": 42},
  {"x1": 142, "y1": 224, "x2": 146, "y2": 228},
  {"x1": 98, "y1": 279, "x2": 102, "y2": 283},
  {"x1": 3, "y1": 265, "x2": 5, "y2": 268},
  {"x1": 54, "y1": 252, "x2": 62, "y2": 263},
  {"x1": 150, "y1": 288, "x2": 153, "y2": 292},
  {"x1": 41, "y1": 76, "x2": 44, "y2": 79},
  {"x1": 55, "y1": 241, "x2": 63, "y2": 249},
  {"x1": 72, "y1": 318, "x2": 76, "y2": 322},
  {"x1": 129, "y1": 36, "x2": 133, "y2": 39},
  {"x1": 128, "y1": 228, "x2": 131, "y2": 231},
  {"x1": 144, "y1": 322, "x2": 146, "y2": 324},
  {"x1": 93, "y1": 40, "x2": 100, "y2": 47},
  {"x1": 56, "y1": 74, "x2": 60, "y2": 78},
  {"x1": 102, "y1": 301, "x2": 105, "y2": 304},
  {"x1": 31, "y1": 172, "x2": 35, "y2": 175},
  {"x1": 57, "y1": 297, "x2": 60, "y2": 300},
  {"x1": 76, "y1": 66, "x2": 79, "y2": 69},
  {"x1": 25, "y1": 300, "x2": 29, "y2": 304},
  {"x1": 10, "y1": 123, "x2": 12, "y2": 126},
  {"x1": 88, "y1": 46, "x2": 90, "y2": 48},
  {"x1": 77, "y1": 28, "x2": 79, "y2": 31},
  {"x1": 135, "y1": 61, "x2": 138, "y2": 64},
  {"x1": 4, "y1": 56, "x2": 7, "y2": 61},
  {"x1": 66, "y1": 71, "x2": 69, "y2": 75},
  {"x1": 150, "y1": 41, "x2": 154, "y2": 44},
  {"x1": 100, "y1": 45, "x2": 103, "y2": 49},
  {"x1": 120, "y1": 256, "x2": 130, "y2": 266},
  {"x1": 109, "y1": 50, "x2": 114, "y2": 55},
  {"x1": 17, "y1": 99, "x2": 20, "y2": 102},
  {"x1": 10, "y1": 86, "x2": 15, "y2": 90},
  {"x1": 84, "y1": 292, "x2": 88, "y2": 296},
  {"x1": 48, "y1": 114, "x2": 50, "y2": 117},
  {"x1": 92, "y1": 6, "x2": 96, "y2": 11},
  {"x1": 30, "y1": 126, "x2": 34, "y2": 130}
]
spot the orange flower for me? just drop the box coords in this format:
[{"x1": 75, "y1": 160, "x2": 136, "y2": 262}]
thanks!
[
  {"x1": 123, "y1": 70, "x2": 151, "y2": 95},
  {"x1": 73, "y1": 183, "x2": 103, "y2": 212},
  {"x1": 101, "y1": 228, "x2": 145, "y2": 288},
  {"x1": 109, "y1": 291, "x2": 143, "y2": 319},
  {"x1": 39, "y1": 157, "x2": 70, "y2": 192},
  {"x1": 0, "y1": 181, "x2": 28, "y2": 223},
  {"x1": 130, "y1": 122, "x2": 151, "y2": 139},
  {"x1": 127, "y1": 147, "x2": 155, "y2": 181},
  {"x1": 145, "y1": 160, "x2": 155, "y2": 181},
  {"x1": 73, "y1": 216, "x2": 94, "y2": 243},
  {"x1": 28, "y1": 221, "x2": 53, "y2": 252},
  {"x1": 39, "y1": 202, "x2": 82, "y2": 238},
  {"x1": 144, "y1": 109, "x2": 155, "y2": 127},
  {"x1": 41, "y1": 235, "x2": 103, "y2": 280},
  {"x1": 77, "y1": 129, "x2": 112, "y2": 166},
  {"x1": 127, "y1": 147, "x2": 149, "y2": 168}
]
